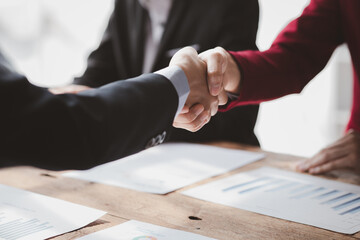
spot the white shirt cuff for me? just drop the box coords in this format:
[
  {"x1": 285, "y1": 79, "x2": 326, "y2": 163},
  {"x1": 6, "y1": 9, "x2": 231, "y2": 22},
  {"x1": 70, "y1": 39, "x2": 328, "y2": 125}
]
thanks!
[{"x1": 155, "y1": 66, "x2": 190, "y2": 118}]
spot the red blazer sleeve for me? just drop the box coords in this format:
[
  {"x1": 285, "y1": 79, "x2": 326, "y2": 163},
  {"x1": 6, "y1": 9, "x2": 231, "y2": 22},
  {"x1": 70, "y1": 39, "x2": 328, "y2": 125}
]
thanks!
[{"x1": 224, "y1": 0, "x2": 344, "y2": 110}]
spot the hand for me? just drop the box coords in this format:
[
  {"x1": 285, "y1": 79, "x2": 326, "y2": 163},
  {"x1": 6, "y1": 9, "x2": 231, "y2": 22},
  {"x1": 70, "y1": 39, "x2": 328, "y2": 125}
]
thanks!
[
  {"x1": 172, "y1": 47, "x2": 241, "y2": 132},
  {"x1": 296, "y1": 130, "x2": 360, "y2": 174},
  {"x1": 170, "y1": 47, "x2": 219, "y2": 132},
  {"x1": 199, "y1": 46, "x2": 241, "y2": 97},
  {"x1": 49, "y1": 84, "x2": 92, "y2": 94}
]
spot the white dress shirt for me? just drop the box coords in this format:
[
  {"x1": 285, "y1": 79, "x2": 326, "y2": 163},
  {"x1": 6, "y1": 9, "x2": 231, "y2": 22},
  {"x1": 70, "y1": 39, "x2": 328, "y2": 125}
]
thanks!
[
  {"x1": 138, "y1": 0, "x2": 173, "y2": 73},
  {"x1": 156, "y1": 66, "x2": 189, "y2": 118}
]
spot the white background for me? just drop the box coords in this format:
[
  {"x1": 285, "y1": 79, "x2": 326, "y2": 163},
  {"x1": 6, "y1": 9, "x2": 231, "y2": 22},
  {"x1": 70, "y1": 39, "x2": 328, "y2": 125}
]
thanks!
[{"x1": 0, "y1": 0, "x2": 353, "y2": 158}]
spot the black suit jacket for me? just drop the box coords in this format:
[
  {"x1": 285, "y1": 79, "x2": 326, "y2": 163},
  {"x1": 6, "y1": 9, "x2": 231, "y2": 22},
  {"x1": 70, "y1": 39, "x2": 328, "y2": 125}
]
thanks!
[
  {"x1": 75, "y1": 0, "x2": 260, "y2": 145},
  {"x1": 0, "y1": 50, "x2": 178, "y2": 170}
]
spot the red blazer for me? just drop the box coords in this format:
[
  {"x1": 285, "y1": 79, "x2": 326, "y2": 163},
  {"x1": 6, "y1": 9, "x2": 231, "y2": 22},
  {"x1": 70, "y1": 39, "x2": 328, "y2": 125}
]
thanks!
[{"x1": 227, "y1": 0, "x2": 360, "y2": 132}]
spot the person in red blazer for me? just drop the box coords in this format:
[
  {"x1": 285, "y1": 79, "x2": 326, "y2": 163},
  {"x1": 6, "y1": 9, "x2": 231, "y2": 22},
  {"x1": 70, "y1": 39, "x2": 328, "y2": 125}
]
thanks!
[{"x1": 178, "y1": 0, "x2": 360, "y2": 174}]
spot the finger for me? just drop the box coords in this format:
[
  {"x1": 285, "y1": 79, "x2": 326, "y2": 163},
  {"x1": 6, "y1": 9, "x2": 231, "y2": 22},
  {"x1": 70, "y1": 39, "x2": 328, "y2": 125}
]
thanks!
[
  {"x1": 174, "y1": 104, "x2": 204, "y2": 124},
  {"x1": 193, "y1": 110, "x2": 211, "y2": 131},
  {"x1": 210, "y1": 98, "x2": 219, "y2": 116},
  {"x1": 308, "y1": 157, "x2": 350, "y2": 174},
  {"x1": 215, "y1": 46, "x2": 229, "y2": 74},
  {"x1": 296, "y1": 155, "x2": 329, "y2": 173},
  {"x1": 200, "y1": 48, "x2": 228, "y2": 96},
  {"x1": 210, "y1": 104, "x2": 218, "y2": 117},
  {"x1": 218, "y1": 90, "x2": 228, "y2": 106},
  {"x1": 173, "y1": 110, "x2": 210, "y2": 132},
  {"x1": 296, "y1": 146, "x2": 348, "y2": 172},
  {"x1": 180, "y1": 105, "x2": 190, "y2": 114}
]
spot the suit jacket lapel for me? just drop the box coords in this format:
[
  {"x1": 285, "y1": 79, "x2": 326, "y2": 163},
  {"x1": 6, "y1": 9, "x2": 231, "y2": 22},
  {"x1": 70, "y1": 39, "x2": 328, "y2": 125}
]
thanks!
[{"x1": 151, "y1": 0, "x2": 188, "y2": 72}]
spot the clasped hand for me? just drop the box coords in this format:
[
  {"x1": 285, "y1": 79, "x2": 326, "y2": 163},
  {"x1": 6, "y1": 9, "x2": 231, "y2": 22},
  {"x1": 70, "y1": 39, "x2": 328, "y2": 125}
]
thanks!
[
  {"x1": 50, "y1": 46, "x2": 240, "y2": 133},
  {"x1": 167, "y1": 47, "x2": 360, "y2": 176},
  {"x1": 171, "y1": 46, "x2": 240, "y2": 132}
]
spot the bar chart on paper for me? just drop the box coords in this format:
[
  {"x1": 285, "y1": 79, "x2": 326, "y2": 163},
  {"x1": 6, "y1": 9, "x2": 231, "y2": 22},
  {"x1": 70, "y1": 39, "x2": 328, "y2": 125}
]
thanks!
[
  {"x1": 0, "y1": 184, "x2": 105, "y2": 240},
  {"x1": 0, "y1": 211, "x2": 54, "y2": 240},
  {"x1": 183, "y1": 167, "x2": 360, "y2": 234}
]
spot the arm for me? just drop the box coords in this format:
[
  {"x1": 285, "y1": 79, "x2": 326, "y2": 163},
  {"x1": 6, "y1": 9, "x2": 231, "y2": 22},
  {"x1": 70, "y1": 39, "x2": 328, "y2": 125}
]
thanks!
[
  {"x1": 0, "y1": 48, "x2": 217, "y2": 170},
  {"x1": 1, "y1": 71, "x2": 178, "y2": 170},
  {"x1": 224, "y1": 0, "x2": 343, "y2": 108},
  {"x1": 200, "y1": 0, "x2": 343, "y2": 106},
  {"x1": 201, "y1": 0, "x2": 353, "y2": 174}
]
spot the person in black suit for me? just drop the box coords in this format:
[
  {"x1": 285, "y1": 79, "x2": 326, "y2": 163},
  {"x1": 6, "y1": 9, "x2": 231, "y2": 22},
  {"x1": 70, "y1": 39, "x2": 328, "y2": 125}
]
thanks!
[
  {"x1": 55, "y1": 0, "x2": 260, "y2": 145},
  {"x1": 0, "y1": 47, "x2": 219, "y2": 170}
]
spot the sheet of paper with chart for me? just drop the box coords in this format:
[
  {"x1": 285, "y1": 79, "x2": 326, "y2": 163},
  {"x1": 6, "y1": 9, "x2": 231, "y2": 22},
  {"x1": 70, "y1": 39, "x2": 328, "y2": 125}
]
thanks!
[
  {"x1": 76, "y1": 220, "x2": 216, "y2": 240},
  {"x1": 183, "y1": 167, "x2": 360, "y2": 234},
  {"x1": 64, "y1": 143, "x2": 264, "y2": 194},
  {"x1": 0, "y1": 184, "x2": 106, "y2": 240}
]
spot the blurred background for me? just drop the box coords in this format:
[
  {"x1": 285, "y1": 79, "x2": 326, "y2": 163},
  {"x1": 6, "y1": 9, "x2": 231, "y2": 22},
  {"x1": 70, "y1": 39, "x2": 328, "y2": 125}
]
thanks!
[{"x1": 0, "y1": 0, "x2": 352, "y2": 158}]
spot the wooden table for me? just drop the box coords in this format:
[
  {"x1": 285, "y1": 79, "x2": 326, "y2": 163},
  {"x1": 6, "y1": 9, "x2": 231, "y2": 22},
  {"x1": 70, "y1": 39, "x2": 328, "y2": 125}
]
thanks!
[{"x1": 1, "y1": 142, "x2": 360, "y2": 240}]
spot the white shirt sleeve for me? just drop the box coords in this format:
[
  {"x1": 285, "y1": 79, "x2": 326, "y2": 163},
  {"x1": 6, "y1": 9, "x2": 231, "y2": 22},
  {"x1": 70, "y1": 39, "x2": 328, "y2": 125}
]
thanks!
[{"x1": 155, "y1": 66, "x2": 190, "y2": 119}]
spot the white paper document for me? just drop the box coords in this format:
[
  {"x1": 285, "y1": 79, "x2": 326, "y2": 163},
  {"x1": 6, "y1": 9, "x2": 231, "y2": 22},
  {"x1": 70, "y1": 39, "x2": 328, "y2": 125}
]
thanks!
[
  {"x1": 76, "y1": 220, "x2": 216, "y2": 240},
  {"x1": 64, "y1": 143, "x2": 264, "y2": 194},
  {"x1": 0, "y1": 184, "x2": 106, "y2": 240},
  {"x1": 183, "y1": 167, "x2": 360, "y2": 234}
]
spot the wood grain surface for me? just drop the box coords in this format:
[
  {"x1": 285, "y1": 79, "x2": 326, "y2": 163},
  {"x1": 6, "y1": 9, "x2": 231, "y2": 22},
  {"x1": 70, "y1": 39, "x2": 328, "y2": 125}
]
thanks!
[{"x1": 1, "y1": 142, "x2": 360, "y2": 240}]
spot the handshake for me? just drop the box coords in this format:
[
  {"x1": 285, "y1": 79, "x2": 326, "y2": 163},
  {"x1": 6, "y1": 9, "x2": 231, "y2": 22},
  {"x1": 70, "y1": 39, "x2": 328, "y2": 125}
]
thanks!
[
  {"x1": 170, "y1": 47, "x2": 241, "y2": 132},
  {"x1": 51, "y1": 46, "x2": 241, "y2": 133}
]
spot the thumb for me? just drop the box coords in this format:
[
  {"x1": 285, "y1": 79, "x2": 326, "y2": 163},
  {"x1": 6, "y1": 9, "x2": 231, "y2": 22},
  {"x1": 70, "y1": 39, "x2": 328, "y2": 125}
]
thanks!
[{"x1": 199, "y1": 47, "x2": 228, "y2": 96}]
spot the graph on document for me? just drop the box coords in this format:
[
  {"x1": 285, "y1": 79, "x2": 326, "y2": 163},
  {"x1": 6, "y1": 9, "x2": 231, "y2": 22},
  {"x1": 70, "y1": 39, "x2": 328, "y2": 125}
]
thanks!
[
  {"x1": 222, "y1": 175, "x2": 360, "y2": 216},
  {"x1": 183, "y1": 167, "x2": 360, "y2": 234},
  {"x1": 0, "y1": 184, "x2": 105, "y2": 240},
  {"x1": 0, "y1": 211, "x2": 53, "y2": 240}
]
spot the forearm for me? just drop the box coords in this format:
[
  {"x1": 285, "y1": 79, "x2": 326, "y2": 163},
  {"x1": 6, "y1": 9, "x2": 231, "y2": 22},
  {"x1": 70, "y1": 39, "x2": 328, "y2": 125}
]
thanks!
[
  {"x1": 223, "y1": 0, "x2": 342, "y2": 109},
  {"x1": 1, "y1": 73, "x2": 178, "y2": 170}
]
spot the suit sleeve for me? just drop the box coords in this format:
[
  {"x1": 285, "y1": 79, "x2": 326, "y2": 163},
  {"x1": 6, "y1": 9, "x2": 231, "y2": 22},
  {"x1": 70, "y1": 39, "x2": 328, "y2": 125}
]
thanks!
[
  {"x1": 0, "y1": 67, "x2": 178, "y2": 170},
  {"x1": 223, "y1": 0, "x2": 343, "y2": 109}
]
